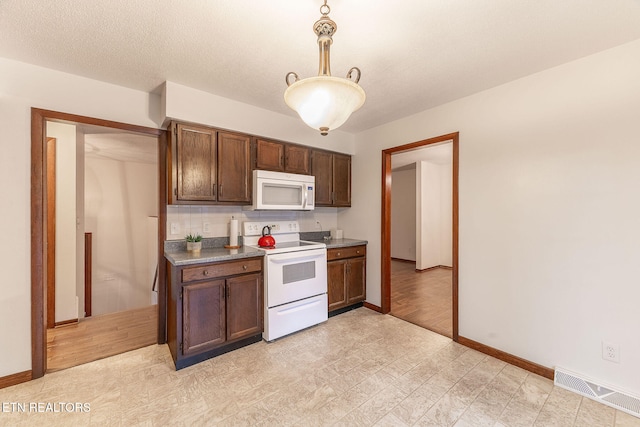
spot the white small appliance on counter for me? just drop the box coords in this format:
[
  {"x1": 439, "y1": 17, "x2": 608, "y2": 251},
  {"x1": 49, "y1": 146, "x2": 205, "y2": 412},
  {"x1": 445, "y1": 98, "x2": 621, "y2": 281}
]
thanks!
[
  {"x1": 246, "y1": 170, "x2": 315, "y2": 211},
  {"x1": 243, "y1": 221, "x2": 327, "y2": 341}
]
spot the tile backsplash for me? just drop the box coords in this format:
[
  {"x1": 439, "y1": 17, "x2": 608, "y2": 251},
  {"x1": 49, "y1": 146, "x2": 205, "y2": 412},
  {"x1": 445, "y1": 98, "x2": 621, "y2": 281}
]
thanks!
[{"x1": 166, "y1": 205, "x2": 339, "y2": 241}]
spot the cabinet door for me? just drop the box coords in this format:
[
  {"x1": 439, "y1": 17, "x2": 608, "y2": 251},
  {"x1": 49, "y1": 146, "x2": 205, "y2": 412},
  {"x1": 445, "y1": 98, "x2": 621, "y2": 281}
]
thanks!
[
  {"x1": 176, "y1": 124, "x2": 217, "y2": 201},
  {"x1": 255, "y1": 139, "x2": 285, "y2": 172},
  {"x1": 285, "y1": 145, "x2": 310, "y2": 175},
  {"x1": 226, "y1": 273, "x2": 262, "y2": 341},
  {"x1": 311, "y1": 150, "x2": 333, "y2": 206},
  {"x1": 347, "y1": 257, "x2": 366, "y2": 304},
  {"x1": 333, "y1": 153, "x2": 351, "y2": 207},
  {"x1": 218, "y1": 132, "x2": 251, "y2": 203},
  {"x1": 327, "y1": 260, "x2": 347, "y2": 311},
  {"x1": 182, "y1": 279, "x2": 226, "y2": 356}
]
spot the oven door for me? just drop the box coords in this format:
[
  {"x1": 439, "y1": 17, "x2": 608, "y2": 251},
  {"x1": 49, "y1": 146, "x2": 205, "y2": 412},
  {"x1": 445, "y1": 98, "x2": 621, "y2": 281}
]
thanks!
[{"x1": 265, "y1": 248, "x2": 327, "y2": 308}]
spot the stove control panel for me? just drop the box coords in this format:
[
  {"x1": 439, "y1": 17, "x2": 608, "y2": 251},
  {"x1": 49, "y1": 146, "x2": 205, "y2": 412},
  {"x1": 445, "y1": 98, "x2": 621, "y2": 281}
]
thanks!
[{"x1": 243, "y1": 221, "x2": 300, "y2": 236}]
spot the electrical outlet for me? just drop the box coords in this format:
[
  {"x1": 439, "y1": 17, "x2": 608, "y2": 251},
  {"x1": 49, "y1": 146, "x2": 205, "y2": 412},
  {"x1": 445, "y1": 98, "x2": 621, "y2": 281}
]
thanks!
[
  {"x1": 170, "y1": 222, "x2": 180, "y2": 235},
  {"x1": 602, "y1": 341, "x2": 620, "y2": 363},
  {"x1": 203, "y1": 222, "x2": 211, "y2": 233}
]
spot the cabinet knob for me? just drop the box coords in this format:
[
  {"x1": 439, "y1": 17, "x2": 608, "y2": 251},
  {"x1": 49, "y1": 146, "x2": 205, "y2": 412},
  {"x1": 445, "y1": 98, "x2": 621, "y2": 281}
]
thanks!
[
  {"x1": 203, "y1": 270, "x2": 209, "y2": 276},
  {"x1": 356, "y1": 250, "x2": 360, "y2": 254},
  {"x1": 337, "y1": 252, "x2": 341, "y2": 256},
  {"x1": 243, "y1": 265, "x2": 247, "y2": 270}
]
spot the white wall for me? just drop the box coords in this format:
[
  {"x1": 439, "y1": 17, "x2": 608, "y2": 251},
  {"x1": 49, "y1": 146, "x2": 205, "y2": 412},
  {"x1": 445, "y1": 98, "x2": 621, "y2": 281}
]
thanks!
[
  {"x1": 391, "y1": 167, "x2": 416, "y2": 261},
  {"x1": 440, "y1": 162, "x2": 453, "y2": 267},
  {"x1": 341, "y1": 39, "x2": 640, "y2": 395},
  {"x1": 416, "y1": 159, "x2": 453, "y2": 270},
  {"x1": 47, "y1": 122, "x2": 78, "y2": 322},
  {"x1": 163, "y1": 81, "x2": 356, "y2": 155},
  {"x1": 417, "y1": 161, "x2": 441, "y2": 269},
  {"x1": 85, "y1": 157, "x2": 157, "y2": 315},
  {"x1": 75, "y1": 129, "x2": 86, "y2": 317},
  {"x1": 0, "y1": 58, "x2": 160, "y2": 377}
]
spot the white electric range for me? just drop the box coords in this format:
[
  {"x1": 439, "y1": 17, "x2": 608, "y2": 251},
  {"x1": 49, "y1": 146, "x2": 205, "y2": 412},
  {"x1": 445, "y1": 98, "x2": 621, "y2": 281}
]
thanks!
[{"x1": 243, "y1": 221, "x2": 327, "y2": 341}]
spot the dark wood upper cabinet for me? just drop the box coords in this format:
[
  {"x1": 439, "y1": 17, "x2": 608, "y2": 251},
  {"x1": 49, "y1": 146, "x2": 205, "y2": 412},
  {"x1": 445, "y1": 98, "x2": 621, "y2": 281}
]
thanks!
[
  {"x1": 256, "y1": 138, "x2": 310, "y2": 175},
  {"x1": 312, "y1": 150, "x2": 333, "y2": 206},
  {"x1": 169, "y1": 120, "x2": 349, "y2": 207},
  {"x1": 174, "y1": 123, "x2": 217, "y2": 202},
  {"x1": 285, "y1": 145, "x2": 310, "y2": 175},
  {"x1": 217, "y1": 132, "x2": 251, "y2": 203},
  {"x1": 255, "y1": 138, "x2": 285, "y2": 172},
  {"x1": 311, "y1": 149, "x2": 351, "y2": 207},
  {"x1": 332, "y1": 153, "x2": 351, "y2": 207},
  {"x1": 169, "y1": 122, "x2": 251, "y2": 205}
]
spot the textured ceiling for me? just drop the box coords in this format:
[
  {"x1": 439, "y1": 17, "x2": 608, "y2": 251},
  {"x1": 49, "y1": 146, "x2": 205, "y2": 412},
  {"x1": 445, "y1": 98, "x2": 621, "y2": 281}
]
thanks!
[
  {"x1": 85, "y1": 133, "x2": 158, "y2": 164},
  {"x1": 2, "y1": 1, "x2": 640, "y2": 134}
]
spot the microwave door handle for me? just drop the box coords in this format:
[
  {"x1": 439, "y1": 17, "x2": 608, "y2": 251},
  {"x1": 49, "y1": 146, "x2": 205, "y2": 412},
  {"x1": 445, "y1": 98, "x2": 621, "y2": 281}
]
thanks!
[{"x1": 303, "y1": 185, "x2": 308, "y2": 209}]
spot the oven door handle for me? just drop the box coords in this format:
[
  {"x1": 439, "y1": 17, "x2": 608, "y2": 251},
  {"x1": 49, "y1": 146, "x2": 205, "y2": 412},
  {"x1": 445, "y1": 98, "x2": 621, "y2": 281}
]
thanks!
[{"x1": 267, "y1": 252, "x2": 326, "y2": 265}]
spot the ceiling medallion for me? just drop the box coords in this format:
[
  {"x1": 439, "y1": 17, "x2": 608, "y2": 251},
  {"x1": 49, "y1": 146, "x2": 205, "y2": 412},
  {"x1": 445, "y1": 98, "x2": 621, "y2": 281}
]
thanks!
[{"x1": 284, "y1": 1, "x2": 366, "y2": 136}]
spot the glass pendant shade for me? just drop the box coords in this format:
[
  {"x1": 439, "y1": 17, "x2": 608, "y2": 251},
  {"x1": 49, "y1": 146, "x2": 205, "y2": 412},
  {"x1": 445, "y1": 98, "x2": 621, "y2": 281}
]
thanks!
[
  {"x1": 284, "y1": 76, "x2": 366, "y2": 135},
  {"x1": 284, "y1": 1, "x2": 365, "y2": 136}
]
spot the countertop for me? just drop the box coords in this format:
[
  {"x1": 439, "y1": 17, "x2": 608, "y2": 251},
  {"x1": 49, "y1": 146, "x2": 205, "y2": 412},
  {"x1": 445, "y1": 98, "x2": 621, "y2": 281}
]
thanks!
[
  {"x1": 165, "y1": 246, "x2": 264, "y2": 266},
  {"x1": 165, "y1": 237, "x2": 368, "y2": 266},
  {"x1": 307, "y1": 238, "x2": 368, "y2": 249}
]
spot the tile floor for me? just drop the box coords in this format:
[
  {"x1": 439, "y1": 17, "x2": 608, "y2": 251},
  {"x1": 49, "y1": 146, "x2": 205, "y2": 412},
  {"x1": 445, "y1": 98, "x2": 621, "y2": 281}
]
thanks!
[{"x1": 1, "y1": 308, "x2": 638, "y2": 426}]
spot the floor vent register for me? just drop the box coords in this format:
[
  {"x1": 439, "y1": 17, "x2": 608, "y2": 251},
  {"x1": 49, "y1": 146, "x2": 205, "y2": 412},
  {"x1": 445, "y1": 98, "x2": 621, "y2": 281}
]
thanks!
[{"x1": 554, "y1": 367, "x2": 640, "y2": 418}]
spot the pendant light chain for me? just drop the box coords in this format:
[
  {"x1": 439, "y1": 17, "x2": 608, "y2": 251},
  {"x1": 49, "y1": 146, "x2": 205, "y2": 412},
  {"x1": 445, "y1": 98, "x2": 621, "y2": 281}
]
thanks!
[{"x1": 320, "y1": 0, "x2": 330, "y2": 16}]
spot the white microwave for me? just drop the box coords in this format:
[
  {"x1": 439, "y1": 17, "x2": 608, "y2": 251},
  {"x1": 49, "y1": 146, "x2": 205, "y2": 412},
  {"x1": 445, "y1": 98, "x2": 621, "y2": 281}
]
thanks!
[{"x1": 247, "y1": 170, "x2": 315, "y2": 210}]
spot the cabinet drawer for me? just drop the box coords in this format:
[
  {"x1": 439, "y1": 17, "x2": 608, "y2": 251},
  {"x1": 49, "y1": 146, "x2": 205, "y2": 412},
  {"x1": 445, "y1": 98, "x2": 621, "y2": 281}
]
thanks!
[
  {"x1": 182, "y1": 258, "x2": 262, "y2": 283},
  {"x1": 327, "y1": 245, "x2": 366, "y2": 261}
]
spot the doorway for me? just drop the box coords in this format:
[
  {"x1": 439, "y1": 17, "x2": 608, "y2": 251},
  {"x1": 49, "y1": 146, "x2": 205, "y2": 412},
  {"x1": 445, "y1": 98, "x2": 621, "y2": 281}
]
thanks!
[
  {"x1": 31, "y1": 109, "x2": 167, "y2": 378},
  {"x1": 381, "y1": 132, "x2": 459, "y2": 341},
  {"x1": 389, "y1": 142, "x2": 453, "y2": 337}
]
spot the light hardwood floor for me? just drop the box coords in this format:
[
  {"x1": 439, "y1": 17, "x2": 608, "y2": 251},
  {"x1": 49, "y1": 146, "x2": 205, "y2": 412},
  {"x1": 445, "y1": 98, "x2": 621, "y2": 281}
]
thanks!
[
  {"x1": 46, "y1": 304, "x2": 158, "y2": 372},
  {"x1": 390, "y1": 260, "x2": 453, "y2": 338}
]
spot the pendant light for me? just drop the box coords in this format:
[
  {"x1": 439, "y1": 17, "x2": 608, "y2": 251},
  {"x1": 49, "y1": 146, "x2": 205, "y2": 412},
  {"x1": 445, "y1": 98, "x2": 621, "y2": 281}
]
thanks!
[{"x1": 284, "y1": 1, "x2": 366, "y2": 136}]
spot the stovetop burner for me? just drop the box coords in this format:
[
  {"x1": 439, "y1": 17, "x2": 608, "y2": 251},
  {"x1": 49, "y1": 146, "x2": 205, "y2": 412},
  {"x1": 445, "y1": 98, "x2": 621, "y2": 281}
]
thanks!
[{"x1": 243, "y1": 221, "x2": 326, "y2": 254}]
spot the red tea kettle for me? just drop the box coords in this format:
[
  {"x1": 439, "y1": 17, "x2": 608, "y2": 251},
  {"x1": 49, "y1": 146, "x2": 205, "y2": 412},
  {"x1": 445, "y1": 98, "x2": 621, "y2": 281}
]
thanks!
[{"x1": 258, "y1": 225, "x2": 276, "y2": 248}]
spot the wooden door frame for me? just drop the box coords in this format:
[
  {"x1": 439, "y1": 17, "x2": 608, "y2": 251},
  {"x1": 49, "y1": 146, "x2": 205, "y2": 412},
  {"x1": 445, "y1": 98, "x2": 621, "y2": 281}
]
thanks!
[
  {"x1": 45, "y1": 137, "x2": 56, "y2": 328},
  {"x1": 31, "y1": 108, "x2": 168, "y2": 378},
  {"x1": 381, "y1": 132, "x2": 459, "y2": 341}
]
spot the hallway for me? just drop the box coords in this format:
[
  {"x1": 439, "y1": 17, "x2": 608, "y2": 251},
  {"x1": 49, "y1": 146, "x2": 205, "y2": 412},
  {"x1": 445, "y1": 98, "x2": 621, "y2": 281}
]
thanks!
[{"x1": 390, "y1": 260, "x2": 453, "y2": 338}]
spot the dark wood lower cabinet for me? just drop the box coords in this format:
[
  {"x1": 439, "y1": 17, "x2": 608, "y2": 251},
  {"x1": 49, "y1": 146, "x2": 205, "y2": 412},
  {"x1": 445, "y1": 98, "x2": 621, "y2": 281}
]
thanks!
[
  {"x1": 226, "y1": 274, "x2": 262, "y2": 341},
  {"x1": 182, "y1": 279, "x2": 226, "y2": 356},
  {"x1": 167, "y1": 257, "x2": 263, "y2": 369},
  {"x1": 327, "y1": 245, "x2": 366, "y2": 312}
]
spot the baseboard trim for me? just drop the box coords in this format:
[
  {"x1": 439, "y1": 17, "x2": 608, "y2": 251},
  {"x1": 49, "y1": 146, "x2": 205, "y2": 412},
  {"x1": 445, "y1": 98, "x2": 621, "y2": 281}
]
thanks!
[
  {"x1": 458, "y1": 336, "x2": 554, "y2": 380},
  {"x1": 54, "y1": 318, "x2": 78, "y2": 327},
  {"x1": 363, "y1": 302, "x2": 382, "y2": 313},
  {"x1": 0, "y1": 370, "x2": 32, "y2": 389},
  {"x1": 416, "y1": 265, "x2": 453, "y2": 273},
  {"x1": 391, "y1": 258, "x2": 415, "y2": 264},
  {"x1": 329, "y1": 302, "x2": 364, "y2": 318}
]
